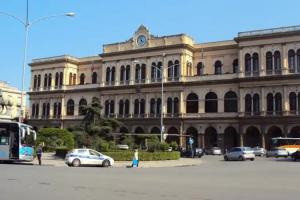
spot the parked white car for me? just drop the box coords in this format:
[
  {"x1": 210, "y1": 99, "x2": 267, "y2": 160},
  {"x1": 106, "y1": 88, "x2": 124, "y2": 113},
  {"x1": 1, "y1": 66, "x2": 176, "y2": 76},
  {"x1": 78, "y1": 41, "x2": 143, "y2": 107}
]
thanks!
[
  {"x1": 65, "y1": 148, "x2": 114, "y2": 167},
  {"x1": 224, "y1": 147, "x2": 255, "y2": 161},
  {"x1": 252, "y1": 146, "x2": 266, "y2": 156},
  {"x1": 266, "y1": 148, "x2": 288, "y2": 158}
]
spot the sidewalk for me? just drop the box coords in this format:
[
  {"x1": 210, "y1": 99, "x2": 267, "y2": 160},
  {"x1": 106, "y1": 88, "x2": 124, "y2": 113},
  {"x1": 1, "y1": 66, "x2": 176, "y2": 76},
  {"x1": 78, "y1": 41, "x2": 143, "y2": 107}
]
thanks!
[{"x1": 33, "y1": 153, "x2": 202, "y2": 168}]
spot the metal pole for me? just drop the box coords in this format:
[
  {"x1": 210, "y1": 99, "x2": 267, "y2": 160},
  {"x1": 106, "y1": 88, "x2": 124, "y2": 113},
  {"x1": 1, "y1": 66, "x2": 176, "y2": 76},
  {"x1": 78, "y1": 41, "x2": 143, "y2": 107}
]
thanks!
[
  {"x1": 161, "y1": 65, "x2": 164, "y2": 142},
  {"x1": 20, "y1": 0, "x2": 29, "y2": 122}
]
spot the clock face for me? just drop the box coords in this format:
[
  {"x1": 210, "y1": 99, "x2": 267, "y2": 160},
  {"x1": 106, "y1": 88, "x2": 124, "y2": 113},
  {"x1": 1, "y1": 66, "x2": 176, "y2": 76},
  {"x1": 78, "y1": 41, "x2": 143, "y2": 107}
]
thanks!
[{"x1": 137, "y1": 35, "x2": 146, "y2": 46}]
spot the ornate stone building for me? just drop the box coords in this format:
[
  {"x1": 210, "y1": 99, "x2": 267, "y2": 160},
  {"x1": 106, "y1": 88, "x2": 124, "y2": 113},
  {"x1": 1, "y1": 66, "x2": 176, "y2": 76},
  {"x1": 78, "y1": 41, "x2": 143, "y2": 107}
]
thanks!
[
  {"x1": 0, "y1": 81, "x2": 24, "y2": 120},
  {"x1": 28, "y1": 25, "x2": 300, "y2": 149}
]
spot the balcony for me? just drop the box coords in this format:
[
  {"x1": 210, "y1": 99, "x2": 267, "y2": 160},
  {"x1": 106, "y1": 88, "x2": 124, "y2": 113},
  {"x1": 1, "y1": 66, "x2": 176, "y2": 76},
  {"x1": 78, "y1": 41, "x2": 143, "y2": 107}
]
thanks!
[{"x1": 185, "y1": 73, "x2": 238, "y2": 82}]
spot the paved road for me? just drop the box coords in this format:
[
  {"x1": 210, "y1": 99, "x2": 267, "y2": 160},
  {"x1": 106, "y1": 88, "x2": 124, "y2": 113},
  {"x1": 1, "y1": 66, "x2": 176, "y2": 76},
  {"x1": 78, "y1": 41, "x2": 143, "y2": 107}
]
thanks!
[{"x1": 0, "y1": 156, "x2": 299, "y2": 200}]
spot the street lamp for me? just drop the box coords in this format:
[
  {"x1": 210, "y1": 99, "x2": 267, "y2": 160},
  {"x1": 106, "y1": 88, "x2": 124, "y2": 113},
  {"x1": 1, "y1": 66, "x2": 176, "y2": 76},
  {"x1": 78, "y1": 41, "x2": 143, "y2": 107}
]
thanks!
[
  {"x1": 134, "y1": 58, "x2": 177, "y2": 142},
  {"x1": 0, "y1": 0, "x2": 75, "y2": 121}
]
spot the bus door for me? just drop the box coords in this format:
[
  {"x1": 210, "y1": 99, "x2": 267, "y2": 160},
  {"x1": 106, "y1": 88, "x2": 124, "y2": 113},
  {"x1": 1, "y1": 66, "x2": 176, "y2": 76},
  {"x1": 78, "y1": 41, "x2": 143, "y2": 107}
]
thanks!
[{"x1": 0, "y1": 127, "x2": 10, "y2": 160}]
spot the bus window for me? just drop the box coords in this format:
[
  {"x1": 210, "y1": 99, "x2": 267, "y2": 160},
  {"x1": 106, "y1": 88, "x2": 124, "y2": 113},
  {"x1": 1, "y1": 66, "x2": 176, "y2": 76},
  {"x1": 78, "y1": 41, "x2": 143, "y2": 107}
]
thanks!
[
  {"x1": 0, "y1": 128, "x2": 9, "y2": 145},
  {"x1": 21, "y1": 133, "x2": 35, "y2": 147}
]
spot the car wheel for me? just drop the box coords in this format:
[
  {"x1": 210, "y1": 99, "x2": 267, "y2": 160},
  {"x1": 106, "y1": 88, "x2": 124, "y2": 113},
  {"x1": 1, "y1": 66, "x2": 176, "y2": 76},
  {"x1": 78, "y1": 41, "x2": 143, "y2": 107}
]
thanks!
[
  {"x1": 250, "y1": 158, "x2": 254, "y2": 161},
  {"x1": 238, "y1": 156, "x2": 244, "y2": 161},
  {"x1": 224, "y1": 156, "x2": 228, "y2": 161},
  {"x1": 102, "y1": 160, "x2": 110, "y2": 167},
  {"x1": 72, "y1": 159, "x2": 81, "y2": 167}
]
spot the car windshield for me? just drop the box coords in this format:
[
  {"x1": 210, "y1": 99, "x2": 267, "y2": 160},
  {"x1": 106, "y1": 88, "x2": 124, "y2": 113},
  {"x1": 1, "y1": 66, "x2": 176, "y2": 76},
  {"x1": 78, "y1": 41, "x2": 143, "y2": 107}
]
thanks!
[{"x1": 242, "y1": 147, "x2": 252, "y2": 151}]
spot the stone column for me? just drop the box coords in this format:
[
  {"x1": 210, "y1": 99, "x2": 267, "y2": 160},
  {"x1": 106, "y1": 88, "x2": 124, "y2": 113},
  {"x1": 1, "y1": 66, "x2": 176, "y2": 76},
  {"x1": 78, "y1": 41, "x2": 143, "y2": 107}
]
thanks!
[
  {"x1": 239, "y1": 133, "x2": 244, "y2": 147},
  {"x1": 260, "y1": 47, "x2": 265, "y2": 76},
  {"x1": 217, "y1": 133, "x2": 224, "y2": 152},
  {"x1": 201, "y1": 134, "x2": 205, "y2": 149}
]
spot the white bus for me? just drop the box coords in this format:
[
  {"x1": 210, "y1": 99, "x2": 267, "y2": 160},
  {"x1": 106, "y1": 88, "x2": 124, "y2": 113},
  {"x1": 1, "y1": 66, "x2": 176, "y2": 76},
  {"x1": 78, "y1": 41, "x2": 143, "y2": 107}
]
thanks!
[
  {"x1": 271, "y1": 137, "x2": 300, "y2": 155},
  {"x1": 0, "y1": 121, "x2": 36, "y2": 162}
]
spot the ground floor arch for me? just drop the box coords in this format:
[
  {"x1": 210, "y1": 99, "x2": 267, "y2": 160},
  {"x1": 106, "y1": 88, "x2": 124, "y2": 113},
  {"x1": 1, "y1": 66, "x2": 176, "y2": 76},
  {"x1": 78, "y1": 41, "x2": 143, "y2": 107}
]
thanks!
[
  {"x1": 166, "y1": 127, "x2": 180, "y2": 145},
  {"x1": 289, "y1": 126, "x2": 300, "y2": 138},
  {"x1": 265, "y1": 126, "x2": 283, "y2": 149},
  {"x1": 204, "y1": 127, "x2": 218, "y2": 149},
  {"x1": 186, "y1": 127, "x2": 198, "y2": 148},
  {"x1": 223, "y1": 127, "x2": 239, "y2": 151},
  {"x1": 244, "y1": 126, "x2": 261, "y2": 147}
]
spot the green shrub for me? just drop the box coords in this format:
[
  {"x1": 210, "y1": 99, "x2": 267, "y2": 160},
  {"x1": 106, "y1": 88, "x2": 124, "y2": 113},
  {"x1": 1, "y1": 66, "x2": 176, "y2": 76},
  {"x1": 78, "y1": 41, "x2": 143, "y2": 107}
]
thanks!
[
  {"x1": 104, "y1": 151, "x2": 180, "y2": 161},
  {"x1": 37, "y1": 128, "x2": 74, "y2": 151},
  {"x1": 55, "y1": 147, "x2": 70, "y2": 158},
  {"x1": 169, "y1": 141, "x2": 179, "y2": 151}
]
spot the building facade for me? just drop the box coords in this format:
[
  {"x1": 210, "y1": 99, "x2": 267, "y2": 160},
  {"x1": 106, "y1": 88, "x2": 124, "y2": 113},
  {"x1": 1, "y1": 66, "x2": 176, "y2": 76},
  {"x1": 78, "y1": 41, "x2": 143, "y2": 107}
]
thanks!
[
  {"x1": 28, "y1": 25, "x2": 300, "y2": 150},
  {"x1": 0, "y1": 81, "x2": 25, "y2": 120}
]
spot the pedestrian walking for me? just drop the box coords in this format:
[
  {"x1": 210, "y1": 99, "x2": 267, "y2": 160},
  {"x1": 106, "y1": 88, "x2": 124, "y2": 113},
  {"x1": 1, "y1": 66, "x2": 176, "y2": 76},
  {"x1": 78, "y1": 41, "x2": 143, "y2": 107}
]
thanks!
[
  {"x1": 36, "y1": 144, "x2": 43, "y2": 165},
  {"x1": 132, "y1": 148, "x2": 139, "y2": 167}
]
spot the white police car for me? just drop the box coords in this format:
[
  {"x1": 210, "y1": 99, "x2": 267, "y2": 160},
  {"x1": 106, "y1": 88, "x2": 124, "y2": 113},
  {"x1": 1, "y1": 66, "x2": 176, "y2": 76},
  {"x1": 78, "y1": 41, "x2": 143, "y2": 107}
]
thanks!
[{"x1": 65, "y1": 148, "x2": 114, "y2": 167}]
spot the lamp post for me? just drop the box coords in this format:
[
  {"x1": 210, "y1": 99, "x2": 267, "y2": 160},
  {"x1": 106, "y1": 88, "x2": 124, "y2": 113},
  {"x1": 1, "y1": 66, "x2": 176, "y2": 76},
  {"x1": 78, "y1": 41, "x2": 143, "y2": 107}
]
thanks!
[
  {"x1": 0, "y1": 0, "x2": 75, "y2": 121},
  {"x1": 134, "y1": 58, "x2": 177, "y2": 142}
]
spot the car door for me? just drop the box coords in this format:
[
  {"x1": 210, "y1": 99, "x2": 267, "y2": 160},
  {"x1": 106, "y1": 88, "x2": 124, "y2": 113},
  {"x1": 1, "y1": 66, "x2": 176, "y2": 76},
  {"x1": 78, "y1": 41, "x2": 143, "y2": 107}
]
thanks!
[
  {"x1": 89, "y1": 150, "x2": 101, "y2": 165},
  {"x1": 232, "y1": 148, "x2": 240, "y2": 160},
  {"x1": 228, "y1": 148, "x2": 236, "y2": 160}
]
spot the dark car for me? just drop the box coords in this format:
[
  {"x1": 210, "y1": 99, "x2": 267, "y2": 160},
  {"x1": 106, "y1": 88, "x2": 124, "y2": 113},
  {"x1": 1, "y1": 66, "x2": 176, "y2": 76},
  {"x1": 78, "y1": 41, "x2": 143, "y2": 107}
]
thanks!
[
  {"x1": 180, "y1": 147, "x2": 203, "y2": 158},
  {"x1": 291, "y1": 149, "x2": 300, "y2": 161},
  {"x1": 195, "y1": 148, "x2": 204, "y2": 158}
]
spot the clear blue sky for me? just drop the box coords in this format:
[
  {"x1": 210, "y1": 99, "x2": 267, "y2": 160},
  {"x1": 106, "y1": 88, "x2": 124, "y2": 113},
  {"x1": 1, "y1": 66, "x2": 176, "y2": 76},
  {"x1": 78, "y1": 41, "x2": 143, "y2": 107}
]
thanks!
[{"x1": 1, "y1": 0, "x2": 300, "y2": 91}]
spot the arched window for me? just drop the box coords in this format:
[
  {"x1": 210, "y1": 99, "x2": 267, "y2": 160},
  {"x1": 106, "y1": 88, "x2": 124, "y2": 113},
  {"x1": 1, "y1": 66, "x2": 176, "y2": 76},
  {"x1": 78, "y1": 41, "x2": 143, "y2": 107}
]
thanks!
[
  {"x1": 174, "y1": 60, "x2": 179, "y2": 78},
  {"x1": 35, "y1": 103, "x2": 39, "y2": 117},
  {"x1": 125, "y1": 65, "x2": 130, "y2": 82},
  {"x1": 110, "y1": 100, "x2": 114, "y2": 114},
  {"x1": 157, "y1": 62, "x2": 162, "y2": 80},
  {"x1": 289, "y1": 92, "x2": 297, "y2": 113},
  {"x1": 141, "y1": 64, "x2": 146, "y2": 82},
  {"x1": 168, "y1": 61, "x2": 173, "y2": 79},
  {"x1": 214, "y1": 60, "x2": 222, "y2": 75},
  {"x1": 44, "y1": 74, "x2": 48, "y2": 88},
  {"x1": 57, "y1": 103, "x2": 61, "y2": 117},
  {"x1": 297, "y1": 49, "x2": 300, "y2": 72},
  {"x1": 167, "y1": 98, "x2": 172, "y2": 114},
  {"x1": 42, "y1": 103, "x2": 46, "y2": 117},
  {"x1": 31, "y1": 104, "x2": 35, "y2": 117},
  {"x1": 197, "y1": 62, "x2": 204, "y2": 76},
  {"x1": 37, "y1": 74, "x2": 41, "y2": 88},
  {"x1": 267, "y1": 93, "x2": 274, "y2": 114},
  {"x1": 111, "y1": 67, "x2": 115, "y2": 82},
  {"x1": 124, "y1": 100, "x2": 130, "y2": 115},
  {"x1": 67, "y1": 99, "x2": 74, "y2": 116},
  {"x1": 134, "y1": 99, "x2": 139, "y2": 115},
  {"x1": 252, "y1": 53, "x2": 259, "y2": 75},
  {"x1": 266, "y1": 51, "x2": 273, "y2": 74},
  {"x1": 48, "y1": 73, "x2": 52, "y2": 87},
  {"x1": 80, "y1": 73, "x2": 85, "y2": 85},
  {"x1": 119, "y1": 100, "x2": 124, "y2": 115},
  {"x1": 53, "y1": 103, "x2": 57, "y2": 117},
  {"x1": 120, "y1": 65, "x2": 125, "y2": 82},
  {"x1": 275, "y1": 93, "x2": 282, "y2": 114},
  {"x1": 59, "y1": 72, "x2": 63, "y2": 86},
  {"x1": 233, "y1": 59, "x2": 238, "y2": 73},
  {"x1": 186, "y1": 93, "x2": 198, "y2": 113},
  {"x1": 150, "y1": 98, "x2": 156, "y2": 114},
  {"x1": 46, "y1": 103, "x2": 50, "y2": 117},
  {"x1": 73, "y1": 74, "x2": 76, "y2": 85},
  {"x1": 151, "y1": 62, "x2": 156, "y2": 80},
  {"x1": 105, "y1": 100, "x2": 109, "y2": 115},
  {"x1": 253, "y1": 94, "x2": 260, "y2": 114},
  {"x1": 174, "y1": 97, "x2": 179, "y2": 114},
  {"x1": 79, "y1": 98, "x2": 87, "y2": 116},
  {"x1": 33, "y1": 75, "x2": 37, "y2": 89},
  {"x1": 224, "y1": 91, "x2": 237, "y2": 112},
  {"x1": 205, "y1": 92, "x2": 218, "y2": 113},
  {"x1": 288, "y1": 49, "x2": 295, "y2": 73},
  {"x1": 245, "y1": 54, "x2": 251, "y2": 74},
  {"x1": 69, "y1": 73, "x2": 72, "y2": 85},
  {"x1": 274, "y1": 51, "x2": 281, "y2": 74},
  {"x1": 245, "y1": 94, "x2": 252, "y2": 113},
  {"x1": 140, "y1": 99, "x2": 145, "y2": 114},
  {"x1": 92, "y1": 72, "x2": 97, "y2": 84},
  {"x1": 106, "y1": 68, "x2": 110, "y2": 83},
  {"x1": 186, "y1": 62, "x2": 192, "y2": 76},
  {"x1": 55, "y1": 72, "x2": 59, "y2": 87},
  {"x1": 135, "y1": 64, "x2": 140, "y2": 81},
  {"x1": 156, "y1": 98, "x2": 161, "y2": 115}
]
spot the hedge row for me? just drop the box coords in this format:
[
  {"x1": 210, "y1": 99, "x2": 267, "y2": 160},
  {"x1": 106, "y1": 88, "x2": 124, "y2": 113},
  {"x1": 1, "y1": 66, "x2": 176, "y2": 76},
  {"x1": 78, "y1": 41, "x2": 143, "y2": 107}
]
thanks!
[{"x1": 104, "y1": 151, "x2": 180, "y2": 161}]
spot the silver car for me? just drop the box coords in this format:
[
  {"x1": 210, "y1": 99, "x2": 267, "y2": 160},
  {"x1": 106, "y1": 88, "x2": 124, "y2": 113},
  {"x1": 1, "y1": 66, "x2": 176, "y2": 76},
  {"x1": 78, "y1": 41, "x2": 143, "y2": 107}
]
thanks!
[
  {"x1": 65, "y1": 148, "x2": 114, "y2": 167},
  {"x1": 205, "y1": 147, "x2": 222, "y2": 155},
  {"x1": 266, "y1": 148, "x2": 288, "y2": 158},
  {"x1": 252, "y1": 146, "x2": 266, "y2": 156},
  {"x1": 224, "y1": 147, "x2": 255, "y2": 161}
]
